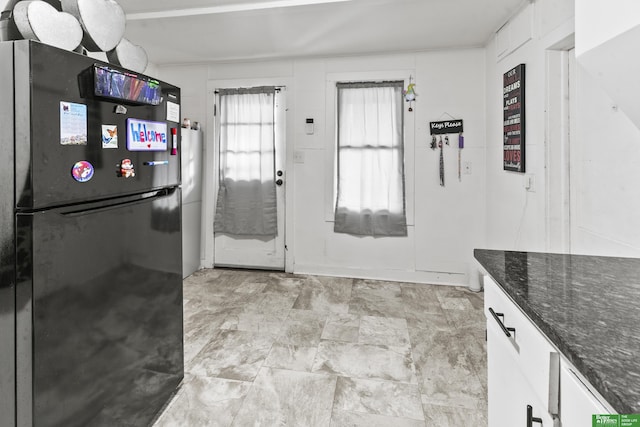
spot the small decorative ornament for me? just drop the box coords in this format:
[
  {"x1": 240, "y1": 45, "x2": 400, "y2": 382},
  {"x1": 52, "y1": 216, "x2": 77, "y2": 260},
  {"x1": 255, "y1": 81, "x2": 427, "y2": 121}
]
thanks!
[
  {"x1": 404, "y1": 84, "x2": 416, "y2": 102},
  {"x1": 119, "y1": 158, "x2": 135, "y2": 178},
  {"x1": 403, "y1": 76, "x2": 417, "y2": 112}
]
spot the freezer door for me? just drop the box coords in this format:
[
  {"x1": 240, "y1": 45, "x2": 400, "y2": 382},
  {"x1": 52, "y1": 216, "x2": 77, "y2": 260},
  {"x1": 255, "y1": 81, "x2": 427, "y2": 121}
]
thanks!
[
  {"x1": 14, "y1": 41, "x2": 181, "y2": 210},
  {"x1": 16, "y1": 188, "x2": 183, "y2": 427}
]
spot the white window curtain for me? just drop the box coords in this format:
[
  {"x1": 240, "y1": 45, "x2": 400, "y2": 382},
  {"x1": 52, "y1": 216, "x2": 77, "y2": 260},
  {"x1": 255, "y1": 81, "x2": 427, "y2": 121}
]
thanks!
[
  {"x1": 214, "y1": 87, "x2": 277, "y2": 236},
  {"x1": 334, "y1": 81, "x2": 407, "y2": 236}
]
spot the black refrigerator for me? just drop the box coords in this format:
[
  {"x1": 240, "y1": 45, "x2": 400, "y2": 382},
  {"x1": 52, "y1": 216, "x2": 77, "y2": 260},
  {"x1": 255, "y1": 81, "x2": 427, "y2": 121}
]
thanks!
[{"x1": 0, "y1": 40, "x2": 184, "y2": 427}]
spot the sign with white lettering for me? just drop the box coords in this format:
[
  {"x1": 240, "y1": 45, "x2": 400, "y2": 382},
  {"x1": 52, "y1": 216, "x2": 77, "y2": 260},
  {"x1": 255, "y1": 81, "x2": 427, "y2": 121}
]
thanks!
[
  {"x1": 126, "y1": 118, "x2": 168, "y2": 151},
  {"x1": 429, "y1": 120, "x2": 463, "y2": 135},
  {"x1": 503, "y1": 64, "x2": 525, "y2": 173}
]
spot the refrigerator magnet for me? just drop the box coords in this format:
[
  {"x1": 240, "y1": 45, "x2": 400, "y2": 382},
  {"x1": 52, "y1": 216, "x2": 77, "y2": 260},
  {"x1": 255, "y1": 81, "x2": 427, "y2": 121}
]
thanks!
[
  {"x1": 119, "y1": 159, "x2": 135, "y2": 178},
  {"x1": 60, "y1": 102, "x2": 88, "y2": 145},
  {"x1": 171, "y1": 128, "x2": 177, "y2": 155},
  {"x1": 71, "y1": 161, "x2": 94, "y2": 183},
  {"x1": 126, "y1": 118, "x2": 168, "y2": 151},
  {"x1": 102, "y1": 125, "x2": 118, "y2": 149},
  {"x1": 166, "y1": 101, "x2": 180, "y2": 123}
]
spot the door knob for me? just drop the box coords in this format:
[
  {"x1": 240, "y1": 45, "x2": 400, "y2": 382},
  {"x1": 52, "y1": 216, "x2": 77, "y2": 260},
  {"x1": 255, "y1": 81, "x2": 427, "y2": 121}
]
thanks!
[{"x1": 276, "y1": 179, "x2": 283, "y2": 186}]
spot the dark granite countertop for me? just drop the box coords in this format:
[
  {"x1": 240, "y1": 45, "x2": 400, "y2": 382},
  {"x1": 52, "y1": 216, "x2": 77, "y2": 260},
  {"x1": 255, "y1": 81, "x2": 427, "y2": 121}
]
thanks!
[{"x1": 474, "y1": 249, "x2": 640, "y2": 414}]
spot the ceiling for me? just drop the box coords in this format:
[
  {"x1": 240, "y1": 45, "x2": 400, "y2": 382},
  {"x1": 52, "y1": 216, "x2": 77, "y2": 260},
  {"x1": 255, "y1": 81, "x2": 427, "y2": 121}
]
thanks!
[{"x1": 117, "y1": 0, "x2": 527, "y2": 65}]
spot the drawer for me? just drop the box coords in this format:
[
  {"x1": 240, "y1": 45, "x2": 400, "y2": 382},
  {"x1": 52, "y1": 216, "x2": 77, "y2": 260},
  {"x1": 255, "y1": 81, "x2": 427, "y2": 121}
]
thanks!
[{"x1": 484, "y1": 275, "x2": 560, "y2": 415}]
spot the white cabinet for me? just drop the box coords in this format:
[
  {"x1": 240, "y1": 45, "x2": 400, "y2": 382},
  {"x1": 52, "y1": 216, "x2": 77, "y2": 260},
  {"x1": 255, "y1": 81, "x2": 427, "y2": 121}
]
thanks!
[
  {"x1": 485, "y1": 276, "x2": 558, "y2": 427},
  {"x1": 560, "y1": 361, "x2": 612, "y2": 427},
  {"x1": 484, "y1": 275, "x2": 617, "y2": 427},
  {"x1": 487, "y1": 317, "x2": 556, "y2": 426},
  {"x1": 181, "y1": 128, "x2": 203, "y2": 278}
]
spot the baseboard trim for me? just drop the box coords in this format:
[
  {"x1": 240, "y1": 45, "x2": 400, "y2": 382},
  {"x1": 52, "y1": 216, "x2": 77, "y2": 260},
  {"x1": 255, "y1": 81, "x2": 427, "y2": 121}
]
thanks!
[{"x1": 292, "y1": 264, "x2": 467, "y2": 287}]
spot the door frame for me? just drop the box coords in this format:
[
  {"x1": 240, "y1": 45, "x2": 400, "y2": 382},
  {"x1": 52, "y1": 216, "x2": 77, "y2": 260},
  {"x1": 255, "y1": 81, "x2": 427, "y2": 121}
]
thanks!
[
  {"x1": 203, "y1": 77, "x2": 294, "y2": 272},
  {"x1": 544, "y1": 36, "x2": 575, "y2": 254}
]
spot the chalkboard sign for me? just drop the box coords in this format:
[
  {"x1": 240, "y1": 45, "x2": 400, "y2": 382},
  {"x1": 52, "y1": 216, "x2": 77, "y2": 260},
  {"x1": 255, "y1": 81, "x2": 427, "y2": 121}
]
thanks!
[
  {"x1": 430, "y1": 120, "x2": 463, "y2": 135},
  {"x1": 503, "y1": 64, "x2": 525, "y2": 173}
]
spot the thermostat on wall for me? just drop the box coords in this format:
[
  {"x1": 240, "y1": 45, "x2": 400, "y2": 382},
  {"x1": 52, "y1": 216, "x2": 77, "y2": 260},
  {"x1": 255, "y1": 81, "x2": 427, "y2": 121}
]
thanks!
[{"x1": 305, "y1": 118, "x2": 314, "y2": 135}]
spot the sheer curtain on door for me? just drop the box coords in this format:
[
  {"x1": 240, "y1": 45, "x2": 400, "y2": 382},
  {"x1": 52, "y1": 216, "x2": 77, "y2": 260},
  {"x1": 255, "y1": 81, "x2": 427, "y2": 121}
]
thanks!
[
  {"x1": 334, "y1": 81, "x2": 407, "y2": 236},
  {"x1": 214, "y1": 87, "x2": 277, "y2": 236}
]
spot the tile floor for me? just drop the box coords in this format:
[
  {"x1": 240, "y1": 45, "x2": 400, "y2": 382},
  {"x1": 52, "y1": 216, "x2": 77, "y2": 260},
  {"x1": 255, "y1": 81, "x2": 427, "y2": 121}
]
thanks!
[{"x1": 153, "y1": 269, "x2": 488, "y2": 426}]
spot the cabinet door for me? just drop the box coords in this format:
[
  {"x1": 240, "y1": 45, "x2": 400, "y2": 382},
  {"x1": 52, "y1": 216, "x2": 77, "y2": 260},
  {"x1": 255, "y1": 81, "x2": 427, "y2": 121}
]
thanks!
[
  {"x1": 487, "y1": 316, "x2": 526, "y2": 426},
  {"x1": 484, "y1": 276, "x2": 560, "y2": 412},
  {"x1": 560, "y1": 362, "x2": 612, "y2": 427},
  {"x1": 487, "y1": 313, "x2": 556, "y2": 427}
]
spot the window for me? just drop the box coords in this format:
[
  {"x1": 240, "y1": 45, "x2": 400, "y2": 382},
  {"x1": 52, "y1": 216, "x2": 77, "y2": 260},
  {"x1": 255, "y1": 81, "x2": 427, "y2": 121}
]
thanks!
[
  {"x1": 214, "y1": 87, "x2": 278, "y2": 236},
  {"x1": 334, "y1": 81, "x2": 407, "y2": 237}
]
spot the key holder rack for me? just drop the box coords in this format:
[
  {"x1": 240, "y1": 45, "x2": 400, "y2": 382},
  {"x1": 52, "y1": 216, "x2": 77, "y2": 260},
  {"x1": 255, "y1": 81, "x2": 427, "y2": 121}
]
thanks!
[{"x1": 429, "y1": 115, "x2": 464, "y2": 187}]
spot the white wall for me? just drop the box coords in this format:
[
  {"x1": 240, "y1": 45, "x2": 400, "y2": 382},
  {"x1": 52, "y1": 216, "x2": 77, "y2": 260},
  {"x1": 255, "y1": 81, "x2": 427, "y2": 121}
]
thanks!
[
  {"x1": 486, "y1": 0, "x2": 640, "y2": 258},
  {"x1": 575, "y1": 0, "x2": 640, "y2": 56},
  {"x1": 570, "y1": 1, "x2": 640, "y2": 257},
  {"x1": 485, "y1": 0, "x2": 575, "y2": 253},
  {"x1": 570, "y1": 65, "x2": 640, "y2": 257},
  {"x1": 149, "y1": 0, "x2": 640, "y2": 281},
  {"x1": 160, "y1": 49, "x2": 487, "y2": 286},
  {"x1": 576, "y1": 19, "x2": 640, "y2": 134}
]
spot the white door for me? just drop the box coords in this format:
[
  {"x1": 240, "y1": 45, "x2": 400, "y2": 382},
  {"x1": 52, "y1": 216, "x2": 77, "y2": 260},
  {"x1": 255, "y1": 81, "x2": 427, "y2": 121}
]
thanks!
[{"x1": 213, "y1": 87, "x2": 286, "y2": 270}]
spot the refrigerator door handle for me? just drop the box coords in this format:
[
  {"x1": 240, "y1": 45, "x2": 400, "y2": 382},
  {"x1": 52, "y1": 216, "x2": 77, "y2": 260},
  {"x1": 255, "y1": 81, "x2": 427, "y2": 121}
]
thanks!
[{"x1": 59, "y1": 188, "x2": 177, "y2": 217}]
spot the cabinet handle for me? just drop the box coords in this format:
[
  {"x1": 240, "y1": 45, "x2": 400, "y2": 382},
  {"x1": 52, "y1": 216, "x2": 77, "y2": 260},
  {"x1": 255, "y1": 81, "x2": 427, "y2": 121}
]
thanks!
[
  {"x1": 489, "y1": 307, "x2": 516, "y2": 339},
  {"x1": 527, "y1": 405, "x2": 543, "y2": 426}
]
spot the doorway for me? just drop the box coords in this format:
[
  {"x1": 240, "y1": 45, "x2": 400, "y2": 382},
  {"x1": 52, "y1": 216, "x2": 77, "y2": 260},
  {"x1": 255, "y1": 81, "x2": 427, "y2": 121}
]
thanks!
[{"x1": 212, "y1": 86, "x2": 286, "y2": 270}]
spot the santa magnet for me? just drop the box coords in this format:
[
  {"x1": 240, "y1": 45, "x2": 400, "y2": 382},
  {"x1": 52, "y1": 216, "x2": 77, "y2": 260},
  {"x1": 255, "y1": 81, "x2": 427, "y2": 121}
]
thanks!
[{"x1": 119, "y1": 159, "x2": 135, "y2": 178}]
